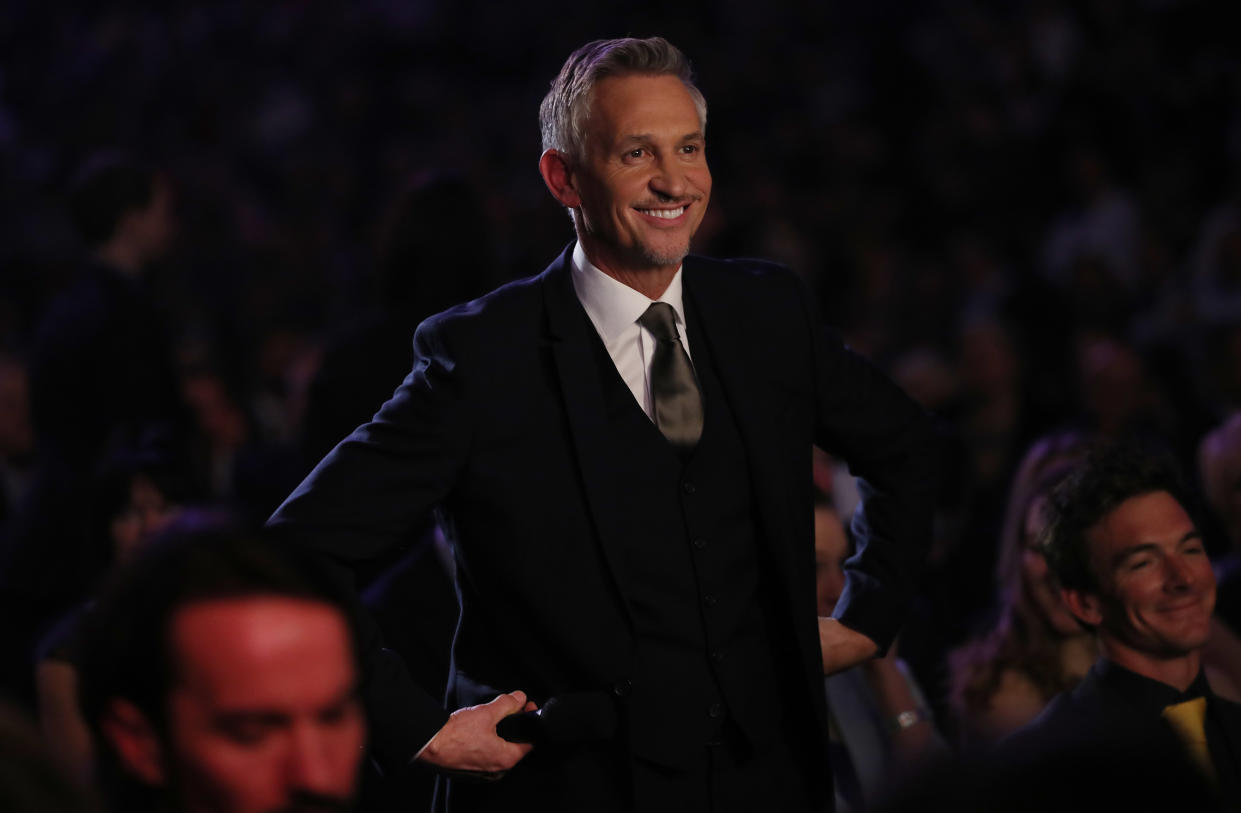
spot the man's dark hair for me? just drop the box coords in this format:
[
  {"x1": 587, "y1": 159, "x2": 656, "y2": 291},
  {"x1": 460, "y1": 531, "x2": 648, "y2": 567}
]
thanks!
[
  {"x1": 1040, "y1": 441, "x2": 1192, "y2": 593},
  {"x1": 78, "y1": 525, "x2": 359, "y2": 799},
  {"x1": 68, "y1": 153, "x2": 158, "y2": 248}
]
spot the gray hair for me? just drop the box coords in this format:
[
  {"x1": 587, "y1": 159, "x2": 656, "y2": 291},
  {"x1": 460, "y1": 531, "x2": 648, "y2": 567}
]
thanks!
[{"x1": 539, "y1": 37, "x2": 708, "y2": 162}]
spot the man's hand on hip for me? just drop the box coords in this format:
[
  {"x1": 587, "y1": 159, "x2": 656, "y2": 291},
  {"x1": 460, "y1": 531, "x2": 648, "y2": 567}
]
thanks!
[
  {"x1": 417, "y1": 691, "x2": 537, "y2": 779},
  {"x1": 819, "y1": 617, "x2": 879, "y2": 675}
]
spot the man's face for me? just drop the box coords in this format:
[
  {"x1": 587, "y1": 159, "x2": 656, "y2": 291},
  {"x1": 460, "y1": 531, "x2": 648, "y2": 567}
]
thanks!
[
  {"x1": 1079, "y1": 490, "x2": 1215, "y2": 661},
  {"x1": 569, "y1": 73, "x2": 711, "y2": 278},
  {"x1": 109, "y1": 474, "x2": 179, "y2": 562},
  {"x1": 163, "y1": 597, "x2": 365, "y2": 813}
]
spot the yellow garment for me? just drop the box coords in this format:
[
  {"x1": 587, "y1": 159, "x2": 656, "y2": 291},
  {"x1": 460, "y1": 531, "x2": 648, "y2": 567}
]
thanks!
[{"x1": 1161, "y1": 697, "x2": 1215, "y2": 781}]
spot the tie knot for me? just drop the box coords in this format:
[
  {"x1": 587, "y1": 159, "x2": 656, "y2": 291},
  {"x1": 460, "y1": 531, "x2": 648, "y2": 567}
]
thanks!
[{"x1": 638, "y1": 302, "x2": 680, "y2": 343}]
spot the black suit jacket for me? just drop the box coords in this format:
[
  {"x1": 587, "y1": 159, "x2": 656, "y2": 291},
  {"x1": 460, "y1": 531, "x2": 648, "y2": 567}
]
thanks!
[
  {"x1": 1007, "y1": 659, "x2": 1241, "y2": 807},
  {"x1": 269, "y1": 246, "x2": 939, "y2": 807}
]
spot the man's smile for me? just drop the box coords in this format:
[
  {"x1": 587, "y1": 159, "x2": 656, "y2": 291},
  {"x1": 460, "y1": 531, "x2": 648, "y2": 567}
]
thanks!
[
  {"x1": 635, "y1": 206, "x2": 687, "y2": 219},
  {"x1": 1158, "y1": 598, "x2": 1209, "y2": 615}
]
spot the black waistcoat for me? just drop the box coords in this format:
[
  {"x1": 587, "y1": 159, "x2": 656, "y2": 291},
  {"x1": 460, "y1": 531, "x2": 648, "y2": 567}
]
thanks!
[{"x1": 585, "y1": 302, "x2": 788, "y2": 770}]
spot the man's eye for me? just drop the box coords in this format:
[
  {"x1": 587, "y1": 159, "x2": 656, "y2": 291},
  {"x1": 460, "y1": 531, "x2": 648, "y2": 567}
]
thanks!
[
  {"x1": 222, "y1": 725, "x2": 271, "y2": 746},
  {"x1": 319, "y1": 701, "x2": 359, "y2": 726},
  {"x1": 218, "y1": 718, "x2": 281, "y2": 746},
  {"x1": 681, "y1": 144, "x2": 698, "y2": 154},
  {"x1": 1129, "y1": 559, "x2": 1151, "y2": 571},
  {"x1": 627, "y1": 149, "x2": 645, "y2": 159}
]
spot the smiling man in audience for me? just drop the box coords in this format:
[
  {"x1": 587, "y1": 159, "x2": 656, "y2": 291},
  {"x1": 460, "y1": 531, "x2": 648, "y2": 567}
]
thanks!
[{"x1": 1014, "y1": 442, "x2": 1241, "y2": 803}]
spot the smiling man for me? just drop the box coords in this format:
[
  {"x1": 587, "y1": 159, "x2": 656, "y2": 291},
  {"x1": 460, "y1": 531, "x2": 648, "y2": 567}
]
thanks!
[
  {"x1": 1013, "y1": 442, "x2": 1241, "y2": 802},
  {"x1": 269, "y1": 37, "x2": 939, "y2": 812}
]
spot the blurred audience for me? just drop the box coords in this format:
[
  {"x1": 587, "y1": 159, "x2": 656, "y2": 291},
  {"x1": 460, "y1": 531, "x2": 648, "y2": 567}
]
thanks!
[
  {"x1": 180, "y1": 363, "x2": 304, "y2": 525},
  {"x1": 34, "y1": 436, "x2": 192, "y2": 785},
  {"x1": 1192, "y1": 198, "x2": 1241, "y2": 327},
  {"x1": 0, "y1": 354, "x2": 34, "y2": 526},
  {"x1": 0, "y1": 155, "x2": 187, "y2": 708},
  {"x1": 1201, "y1": 413, "x2": 1241, "y2": 635},
  {"x1": 29, "y1": 153, "x2": 182, "y2": 466},
  {"x1": 302, "y1": 169, "x2": 503, "y2": 465}
]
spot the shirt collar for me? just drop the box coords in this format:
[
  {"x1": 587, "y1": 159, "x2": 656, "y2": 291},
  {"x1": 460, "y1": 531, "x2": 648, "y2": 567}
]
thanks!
[
  {"x1": 570, "y1": 242, "x2": 686, "y2": 344},
  {"x1": 1094, "y1": 658, "x2": 1212, "y2": 713}
]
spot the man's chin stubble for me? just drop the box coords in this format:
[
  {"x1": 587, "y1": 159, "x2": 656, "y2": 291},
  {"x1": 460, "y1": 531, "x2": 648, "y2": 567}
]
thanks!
[
  {"x1": 579, "y1": 218, "x2": 691, "y2": 271},
  {"x1": 638, "y1": 245, "x2": 690, "y2": 268}
]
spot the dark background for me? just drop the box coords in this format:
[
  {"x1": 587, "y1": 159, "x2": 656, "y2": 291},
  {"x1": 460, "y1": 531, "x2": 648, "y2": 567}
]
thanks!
[{"x1": 3, "y1": 1, "x2": 1236, "y2": 371}]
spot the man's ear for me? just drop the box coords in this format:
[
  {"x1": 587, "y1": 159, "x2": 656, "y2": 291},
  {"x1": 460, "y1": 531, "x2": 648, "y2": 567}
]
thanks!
[
  {"x1": 1061, "y1": 587, "x2": 1103, "y2": 627},
  {"x1": 539, "y1": 149, "x2": 581, "y2": 209},
  {"x1": 100, "y1": 698, "x2": 165, "y2": 785}
]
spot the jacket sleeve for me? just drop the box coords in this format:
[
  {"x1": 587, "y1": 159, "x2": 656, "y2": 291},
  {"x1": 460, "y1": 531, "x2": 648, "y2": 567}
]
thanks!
[
  {"x1": 268, "y1": 316, "x2": 471, "y2": 772},
  {"x1": 802, "y1": 288, "x2": 942, "y2": 653}
]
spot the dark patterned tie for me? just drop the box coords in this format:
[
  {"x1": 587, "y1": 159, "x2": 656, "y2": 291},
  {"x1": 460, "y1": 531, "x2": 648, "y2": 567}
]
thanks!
[{"x1": 638, "y1": 302, "x2": 703, "y2": 451}]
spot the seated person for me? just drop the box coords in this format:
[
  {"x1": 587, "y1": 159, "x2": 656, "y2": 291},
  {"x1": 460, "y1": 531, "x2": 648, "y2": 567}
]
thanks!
[
  {"x1": 947, "y1": 431, "x2": 1095, "y2": 745},
  {"x1": 35, "y1": 438, "x2": 189, "y2": 784},
  {"x1": 77, "y1": 527, "x2": 366, "y2": 813},
  {"x1": 1011, "y1": 442, "x2": 1241, "y2": 803},
  {"x1": 815, "y1": 495, "x2": 945, "y2": 811},
  {"x1": 1200, "y1": 411, "x2": 1241, "y2": 631}
]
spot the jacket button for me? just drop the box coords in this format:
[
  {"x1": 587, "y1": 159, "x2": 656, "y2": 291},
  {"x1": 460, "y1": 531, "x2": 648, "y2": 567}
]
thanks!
[
  {"x1": 682, "y1": 481, "x2": 696, "y2": 494},
  {"x1": 708, "y1": 703, "x2": 723, "y2": 719},
  {"x1": 703, "y1": 594, "x2": 717, "y2": 606},
  {"x1": 693, "y1": 537, "x2": 708, "y2": 550},
  {"x1": 613, "y1": 680, "x2": 632, "y2": 698}
]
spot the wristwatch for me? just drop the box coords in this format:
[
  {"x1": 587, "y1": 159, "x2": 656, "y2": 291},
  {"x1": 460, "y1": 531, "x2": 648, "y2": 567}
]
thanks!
[{"x1": 888, "y1": 708, "x2": 930, "y2": 734}]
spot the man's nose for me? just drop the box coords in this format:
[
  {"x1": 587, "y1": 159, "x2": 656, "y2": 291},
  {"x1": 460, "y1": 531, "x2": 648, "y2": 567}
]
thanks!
[
  {"x1": 1164, "y1": 554, "x2": 1197, "y2": 590},
  {"x1": 650, "y1": 155, "x2": 688, "y2": 199},
  {"x1": 286, "y1": 728, "x2": 340, "y2": 795}
]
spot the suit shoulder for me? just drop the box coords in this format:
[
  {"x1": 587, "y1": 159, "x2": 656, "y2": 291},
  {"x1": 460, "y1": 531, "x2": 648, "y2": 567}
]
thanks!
[{"x1": 415, "y1": 273, "x2": 543, "y2": 346}]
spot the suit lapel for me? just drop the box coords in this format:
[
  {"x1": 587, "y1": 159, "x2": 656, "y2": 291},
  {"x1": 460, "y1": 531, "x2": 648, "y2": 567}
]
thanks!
[
  {"x1": 684, "y1": 258, "x2": 799, "y2": 589},
  {"x1": 540, "y1": 248, "x2": 637, "y2": 627}
]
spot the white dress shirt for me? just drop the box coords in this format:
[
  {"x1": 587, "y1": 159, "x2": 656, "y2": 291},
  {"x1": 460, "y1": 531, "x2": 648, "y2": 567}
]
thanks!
[{"x1": 569, "y1": 242, "x2": 693, "y2": 422}]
